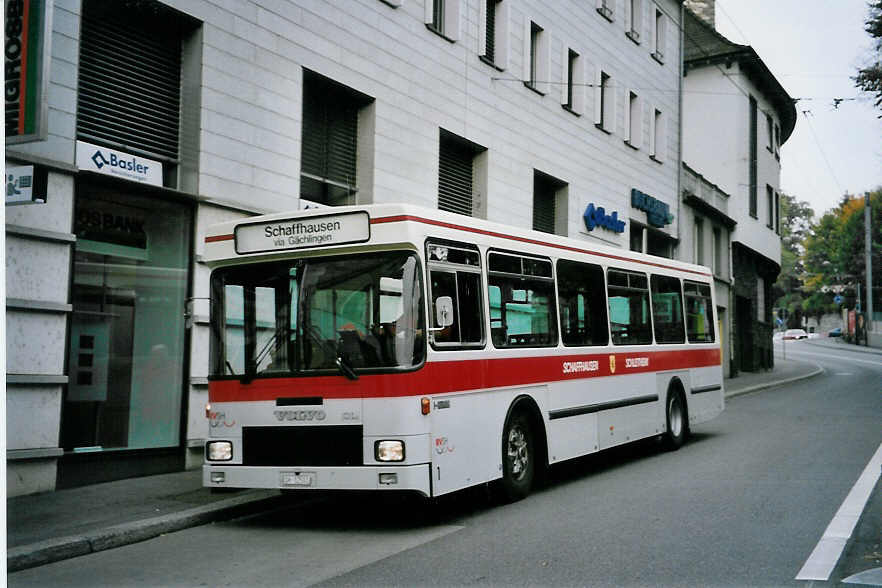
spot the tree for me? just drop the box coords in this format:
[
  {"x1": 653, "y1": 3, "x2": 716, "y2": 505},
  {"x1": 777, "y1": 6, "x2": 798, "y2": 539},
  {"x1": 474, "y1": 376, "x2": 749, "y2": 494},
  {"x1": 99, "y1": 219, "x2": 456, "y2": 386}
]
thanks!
[
  {"x1": 802, "y1": 191, "x2": 882, "y2": 317},
  {"x1": 854, "y1": 1, "x2": 882, "y2": 115},
  {"x1": 772, "y1": 193, "x2": 815, "y2": 327}
]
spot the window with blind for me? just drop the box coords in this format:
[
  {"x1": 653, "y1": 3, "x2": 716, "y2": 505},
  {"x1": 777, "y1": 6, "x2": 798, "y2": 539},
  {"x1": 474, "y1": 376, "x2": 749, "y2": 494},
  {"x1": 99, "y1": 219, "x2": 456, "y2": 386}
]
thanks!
[
  {"x1": 77, "y1": 0, "x2": 189, "y2": 164},
  {"x1": 533, "y1": 170, "x2": 565, "y2": 235},
  {"x1": 300, "y1": 70, "x2": 373, "y2": 206},
  {"x1": 438, "y1": 130, "x2": 485, "y2": 217}
]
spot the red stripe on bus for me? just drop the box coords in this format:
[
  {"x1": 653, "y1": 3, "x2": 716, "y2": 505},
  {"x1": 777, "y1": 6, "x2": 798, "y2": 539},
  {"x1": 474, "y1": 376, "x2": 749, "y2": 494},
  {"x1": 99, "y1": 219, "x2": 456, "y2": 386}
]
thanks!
[
  {"x1": 371, "y1": 215, "x2": 711, "y2": 276},
  {"x1": 206, "y1": 234, "x2": 234, "y2": 243},
  {"x1": 208, "y1": 348, "x2": 721, "y2": 403}
]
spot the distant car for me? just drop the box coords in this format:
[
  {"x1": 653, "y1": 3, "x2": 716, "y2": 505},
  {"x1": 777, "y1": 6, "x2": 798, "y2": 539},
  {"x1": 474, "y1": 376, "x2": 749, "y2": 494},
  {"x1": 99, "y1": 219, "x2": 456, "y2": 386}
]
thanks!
[
  {"x1": 773, "y1": 331, "x2": 784, "y2": 341},
  {"x1": 783, "y1": 329, "x2": 808, "y2": 340},
  {"x1": 828, "y1": 327, "x2": 842, "y2": 337}
]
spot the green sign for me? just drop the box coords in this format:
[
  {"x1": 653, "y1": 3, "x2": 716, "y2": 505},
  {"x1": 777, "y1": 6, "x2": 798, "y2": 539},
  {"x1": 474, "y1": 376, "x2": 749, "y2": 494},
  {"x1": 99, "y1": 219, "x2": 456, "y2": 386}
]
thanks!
[{"x1": 5, "y1": 0, "x2": 52, "y2": 143}]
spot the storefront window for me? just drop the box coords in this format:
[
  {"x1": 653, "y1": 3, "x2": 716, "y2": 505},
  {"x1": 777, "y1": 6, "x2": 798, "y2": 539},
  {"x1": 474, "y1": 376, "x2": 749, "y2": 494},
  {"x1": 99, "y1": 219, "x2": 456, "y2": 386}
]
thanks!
[{"x1": 63, "y1": 184, "x2": 191, "y2": 451}]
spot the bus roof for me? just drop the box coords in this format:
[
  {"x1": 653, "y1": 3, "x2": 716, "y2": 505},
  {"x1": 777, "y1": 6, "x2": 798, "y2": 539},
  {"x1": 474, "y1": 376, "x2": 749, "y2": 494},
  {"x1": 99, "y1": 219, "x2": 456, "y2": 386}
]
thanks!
[{"x1": 203, "y1": 203, "x2": 712, "y2": 278}]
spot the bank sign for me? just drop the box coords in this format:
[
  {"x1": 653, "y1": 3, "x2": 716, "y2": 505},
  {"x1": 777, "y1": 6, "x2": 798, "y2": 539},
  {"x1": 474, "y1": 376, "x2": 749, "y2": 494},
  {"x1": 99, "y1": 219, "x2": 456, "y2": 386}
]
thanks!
[
  {"x1": 631, "y1": 188, "x2": 673, "y2": 228},
  {"x1": 76, "y1": 140, "x2": 163, "y2": 187},
  {"x1": 235, "y1": 211, "x2": 371, "y2": 254}
]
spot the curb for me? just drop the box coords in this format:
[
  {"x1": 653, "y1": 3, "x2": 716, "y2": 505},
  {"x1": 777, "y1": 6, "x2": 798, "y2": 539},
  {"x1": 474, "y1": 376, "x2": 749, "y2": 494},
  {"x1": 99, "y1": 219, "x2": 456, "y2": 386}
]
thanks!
[
  {"x1": 724, "y1": 363, "x2": 824, "y2": 399},
  {"x1": 7, "y1": 490, "x2": 284, "y2": 573}
]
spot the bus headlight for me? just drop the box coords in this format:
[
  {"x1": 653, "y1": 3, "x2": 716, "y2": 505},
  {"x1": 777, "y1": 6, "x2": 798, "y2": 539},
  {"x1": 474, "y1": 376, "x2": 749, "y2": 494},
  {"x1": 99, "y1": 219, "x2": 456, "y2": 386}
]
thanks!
[
  {"x1": 206, "y1": 441, "x2": 233, "y2": 461},
  {"x1": 375, "y1": 440, "x2": 405, "y2": 462}
]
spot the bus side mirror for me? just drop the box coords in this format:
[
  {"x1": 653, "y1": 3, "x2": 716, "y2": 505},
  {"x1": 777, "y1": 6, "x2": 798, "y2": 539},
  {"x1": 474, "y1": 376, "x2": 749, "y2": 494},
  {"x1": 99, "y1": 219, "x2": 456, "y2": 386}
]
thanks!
[{"x1": 435, "y1": 296, "x2": 454, "y2": 328}]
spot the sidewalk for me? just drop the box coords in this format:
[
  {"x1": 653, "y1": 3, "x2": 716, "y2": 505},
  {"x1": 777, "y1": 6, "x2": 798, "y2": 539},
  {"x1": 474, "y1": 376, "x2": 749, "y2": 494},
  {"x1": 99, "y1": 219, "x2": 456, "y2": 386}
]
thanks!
[{"x1": 7, "y1": 358, "x2": 822, "y2": 573}]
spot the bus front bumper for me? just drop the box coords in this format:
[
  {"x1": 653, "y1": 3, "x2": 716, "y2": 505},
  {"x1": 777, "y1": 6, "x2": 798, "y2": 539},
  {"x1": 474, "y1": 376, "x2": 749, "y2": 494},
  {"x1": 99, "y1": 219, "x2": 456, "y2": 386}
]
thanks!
[{"x1": 203, "y1": 464, "x2": 431, "y2": 496}]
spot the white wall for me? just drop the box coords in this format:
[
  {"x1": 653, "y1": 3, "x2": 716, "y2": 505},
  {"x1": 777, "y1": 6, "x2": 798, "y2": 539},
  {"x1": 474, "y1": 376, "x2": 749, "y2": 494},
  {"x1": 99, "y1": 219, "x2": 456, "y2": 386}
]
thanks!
[
  {"x1": 683, "y1": 62, "x2": 782, "y2": 263},
  {"x1": 163, "y1": 0, "x2": 683, "y2": 245}
]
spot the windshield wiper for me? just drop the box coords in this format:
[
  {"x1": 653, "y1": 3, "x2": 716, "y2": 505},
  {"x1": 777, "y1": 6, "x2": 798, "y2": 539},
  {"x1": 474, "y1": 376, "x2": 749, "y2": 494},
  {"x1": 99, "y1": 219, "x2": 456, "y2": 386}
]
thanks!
[
  {"x1": 335, "y1": 356, "x2": 359, "y2": 381},
  {"x1": 304, "y1": 324, "x2": 358, "y2": 381}
]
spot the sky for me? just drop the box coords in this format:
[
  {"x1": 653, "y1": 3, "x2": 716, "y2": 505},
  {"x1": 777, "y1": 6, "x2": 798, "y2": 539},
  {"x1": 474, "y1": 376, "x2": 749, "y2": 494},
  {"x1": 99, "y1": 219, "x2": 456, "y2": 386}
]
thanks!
[{"x1": 713, "y1": 0, "x2": 882, "y2": 217}]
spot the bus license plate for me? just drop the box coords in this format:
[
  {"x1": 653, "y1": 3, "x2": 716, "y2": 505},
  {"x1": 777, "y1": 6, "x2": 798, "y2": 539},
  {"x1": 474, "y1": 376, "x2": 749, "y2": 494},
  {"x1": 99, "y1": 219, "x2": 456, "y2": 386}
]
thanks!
[{"x1": 281, "y1": 472, "x2": 315, "y2": 487}]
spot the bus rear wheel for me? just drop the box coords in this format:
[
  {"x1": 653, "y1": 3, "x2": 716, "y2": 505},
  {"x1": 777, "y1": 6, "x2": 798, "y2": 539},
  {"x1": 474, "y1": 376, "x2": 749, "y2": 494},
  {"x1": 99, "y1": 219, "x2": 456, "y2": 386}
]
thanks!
[
  {"x1": 500, "y1": 411, "x2": 535, "y2": 502},
  {"x1": 663, "y1": 390, "x2": 687, "y2": 450}
]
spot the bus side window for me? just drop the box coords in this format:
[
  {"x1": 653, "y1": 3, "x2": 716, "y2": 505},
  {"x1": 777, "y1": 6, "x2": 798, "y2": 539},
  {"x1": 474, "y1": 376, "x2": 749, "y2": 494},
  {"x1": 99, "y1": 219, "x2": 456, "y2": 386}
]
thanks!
[
  {"x1": 685, "y1": 281, "x2": 715, "y2": 343},
  {"x1": 650, "y1": 275, "x2": 685, "y2": 344},
  {"x1": 430, "y1": 271, "x2": 461, "y2": 344},
  {"x1": 556, "y1": 260, "x2": 608, "y2": 346},
  {"x1": 429, "y1": 269, "x2": 484, "y2": 348},
  {"x1": 487, "y1": 252, "x2": 557, "y2": 348},
  {"x1": 607, "y1": 269, "x2": 653, "y2": 345},
  {"x1": 426, "y1": 240, "x2": 485, "y2": 350}
]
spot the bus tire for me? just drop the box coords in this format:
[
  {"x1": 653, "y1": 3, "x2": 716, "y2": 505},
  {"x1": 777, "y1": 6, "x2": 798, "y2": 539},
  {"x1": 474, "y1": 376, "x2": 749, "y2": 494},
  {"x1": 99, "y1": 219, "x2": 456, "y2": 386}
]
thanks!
[
  {"x1": 663, "y1": 387, "x2": 687, "y2": 451},
  {"x1": 500, "y1": 410, "x2": 536, "y2": 502}
]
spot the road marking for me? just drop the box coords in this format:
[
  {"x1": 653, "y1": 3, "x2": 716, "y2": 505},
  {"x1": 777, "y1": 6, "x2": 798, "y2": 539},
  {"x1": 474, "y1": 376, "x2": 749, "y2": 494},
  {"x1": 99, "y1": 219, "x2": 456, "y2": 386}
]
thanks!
[{"x1": 796, "y1": 440, "x2": 882, "y2": 581}]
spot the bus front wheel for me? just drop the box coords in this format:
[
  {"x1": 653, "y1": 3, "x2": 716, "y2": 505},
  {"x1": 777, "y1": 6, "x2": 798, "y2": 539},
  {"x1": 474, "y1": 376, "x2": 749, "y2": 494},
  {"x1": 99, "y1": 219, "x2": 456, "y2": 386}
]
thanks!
[{"x1": 500, "y1": 411, "x2": 535, "y2": 502}]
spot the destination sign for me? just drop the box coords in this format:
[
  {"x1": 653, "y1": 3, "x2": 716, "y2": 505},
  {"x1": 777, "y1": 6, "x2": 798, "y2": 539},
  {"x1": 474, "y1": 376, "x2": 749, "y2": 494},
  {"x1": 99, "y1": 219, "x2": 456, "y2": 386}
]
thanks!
[{"x1": 235, "y1": 211, "x2": 370, "y2": 254}]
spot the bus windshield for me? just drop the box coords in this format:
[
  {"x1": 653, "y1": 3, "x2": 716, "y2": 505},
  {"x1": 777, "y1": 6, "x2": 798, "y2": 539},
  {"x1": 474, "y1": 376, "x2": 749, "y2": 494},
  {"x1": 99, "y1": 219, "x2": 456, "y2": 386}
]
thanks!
[{"x1": 210, "y1": 251, "x2": 425, "y2": 379}]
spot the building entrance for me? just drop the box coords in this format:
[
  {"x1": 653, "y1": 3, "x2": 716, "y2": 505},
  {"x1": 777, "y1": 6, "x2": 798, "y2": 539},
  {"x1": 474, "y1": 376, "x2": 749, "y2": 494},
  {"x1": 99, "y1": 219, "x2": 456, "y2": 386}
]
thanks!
[{"x1": 61, "y1": 183, "x2": 192, "y2": 481}]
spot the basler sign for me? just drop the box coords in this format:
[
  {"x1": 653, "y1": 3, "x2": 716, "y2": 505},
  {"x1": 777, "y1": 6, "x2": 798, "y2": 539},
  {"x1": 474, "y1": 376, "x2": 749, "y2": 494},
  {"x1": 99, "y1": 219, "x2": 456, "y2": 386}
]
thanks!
[{"x1": 75, "y1": 140, "x2": 163, "y2": 187}]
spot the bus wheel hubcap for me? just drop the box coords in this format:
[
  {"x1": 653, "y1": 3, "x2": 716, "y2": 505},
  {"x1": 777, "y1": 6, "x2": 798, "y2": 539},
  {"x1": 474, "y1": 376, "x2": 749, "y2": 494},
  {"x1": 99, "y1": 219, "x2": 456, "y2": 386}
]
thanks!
[{"x1": 507, "y1": 426, "x2": 528, "y2": 479}]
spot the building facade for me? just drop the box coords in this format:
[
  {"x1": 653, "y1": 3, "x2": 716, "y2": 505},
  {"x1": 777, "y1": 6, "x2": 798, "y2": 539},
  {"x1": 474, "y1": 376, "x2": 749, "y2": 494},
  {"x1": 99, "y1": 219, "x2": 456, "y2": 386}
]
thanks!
[
  {"x1": 6, "y1": 0, "x2": 685, "y2": 495},
  {"x1": 681, "y1": 3, "x2": 795, "y2": 376}
]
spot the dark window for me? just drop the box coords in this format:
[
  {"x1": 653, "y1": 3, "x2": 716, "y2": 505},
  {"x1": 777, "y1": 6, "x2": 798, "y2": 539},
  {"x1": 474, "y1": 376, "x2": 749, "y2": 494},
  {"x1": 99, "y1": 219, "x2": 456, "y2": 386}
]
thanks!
[
  {"x1": 300, "y1": 70, "x2": 373, "y2": 206},
  {"x1": 566, "y1": 49, "x2": 578, "y2": 109},
  {"x1": 77, "y1": 0, "x2": 189, "y2": 162},
  {"x1": 749, "y1": 95, "x2": 758, "y2": 218},
  {"x1": 651, "y1": 275, "x2": 685, "y2": 343},
  {"x1": 432, "y1": 0, "x2": 444, "y2": 32},
  {"x1": 630, "y1": 225, "x2": 644, "y2": 252},
  {"x1": 647, "y1": 230, "x2": 673, "y2": 258},
  {"x1": 685, "y1": 281, "x2": 715, "y2": 343},
  {"x1": 533, "y1": 170, "x2": 564, "y2": 234},
  {"x1": 557, "y1": 260, "x2": 608, "y2": 346},
  {"x1": 775, "y1": 192, "x2": 781, "y2": 235},
  {"x1": 607, "y1": 269, "x2": 652, "y2": 345},
  {"x1": 488, "y1": 252, "x2": 557, "y2": 347},
  {"x1": 766, "y1": 185, "x2": 774, "y2": 228},
  {"x1": 713, "y1": 227, "x2": 722, "y2": 274},
  {"x1": 483, "y1": 0, "x2": 498, "y2": 62},
  {"x1": 439, "y1": 130, "x2": 482, "y2": 216},
  {"x1": 528, "y1": 22, "x2": 542, "y2": 88},
  {"x1": 599, "y1": 71, "x2": 612, "y2": 130}
]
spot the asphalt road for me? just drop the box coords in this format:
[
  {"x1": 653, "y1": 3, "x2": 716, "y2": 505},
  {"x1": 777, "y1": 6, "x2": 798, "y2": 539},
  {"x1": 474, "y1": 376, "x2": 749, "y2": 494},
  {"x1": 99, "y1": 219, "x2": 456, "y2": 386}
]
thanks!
[{"x1": 9, "y1": 341, "x2": 881, "y2": 587}]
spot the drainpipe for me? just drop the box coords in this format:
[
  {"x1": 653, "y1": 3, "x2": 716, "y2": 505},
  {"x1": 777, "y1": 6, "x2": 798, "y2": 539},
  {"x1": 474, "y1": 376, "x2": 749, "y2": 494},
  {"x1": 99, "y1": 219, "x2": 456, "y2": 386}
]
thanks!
[{"x1": 677, "y1": 2, "x2": 684, "y2": 255}]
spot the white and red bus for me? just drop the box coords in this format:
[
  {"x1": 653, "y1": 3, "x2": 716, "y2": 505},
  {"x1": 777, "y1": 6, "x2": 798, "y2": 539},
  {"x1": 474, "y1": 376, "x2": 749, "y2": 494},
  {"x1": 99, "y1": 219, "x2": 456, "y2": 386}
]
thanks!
[{"x1": 202, "y1": 204, "x2": 723, "y2": 500}]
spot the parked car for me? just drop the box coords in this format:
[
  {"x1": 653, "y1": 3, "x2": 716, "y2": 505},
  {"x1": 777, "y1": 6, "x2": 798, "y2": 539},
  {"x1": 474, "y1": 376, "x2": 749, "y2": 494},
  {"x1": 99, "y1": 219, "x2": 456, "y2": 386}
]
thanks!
[
  {"x1": 828, "y1": 327, "x2": 843, "y2": 337},
  {"x1": 783, "y1": 329, "x2": 808, "y2": 340}
]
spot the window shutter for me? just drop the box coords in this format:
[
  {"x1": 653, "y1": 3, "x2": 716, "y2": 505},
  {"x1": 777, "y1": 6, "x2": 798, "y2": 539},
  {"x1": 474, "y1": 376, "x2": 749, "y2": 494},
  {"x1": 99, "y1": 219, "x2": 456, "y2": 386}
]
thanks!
[
  {"x1": 532, "y1": 174, "x2": 556, "y2": 234},
  {"x1": 77, "y1": 3, "x2": 182, "y2": 161},
  {"x1": 301, "y1": 76, "x2": 358, "y2": 189},
  {"x1": 483, "y1": 0, "x2": 496, "y2": 61},
  {"x1": 438, "y1": 136, "x2": 473, "y2": 216}
]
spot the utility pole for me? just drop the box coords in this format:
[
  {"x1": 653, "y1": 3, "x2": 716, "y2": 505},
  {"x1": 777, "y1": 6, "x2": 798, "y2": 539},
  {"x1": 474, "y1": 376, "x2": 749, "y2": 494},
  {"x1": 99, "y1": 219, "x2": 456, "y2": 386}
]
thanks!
[{"x1": 866, "y1": 192, "x2": 873, "y2": 332}]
